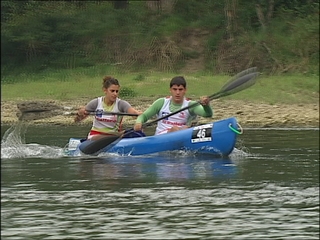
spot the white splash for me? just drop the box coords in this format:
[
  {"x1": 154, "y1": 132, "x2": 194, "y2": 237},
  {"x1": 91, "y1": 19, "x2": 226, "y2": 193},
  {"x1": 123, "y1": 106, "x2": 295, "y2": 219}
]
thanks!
[{"x1": 1, "y1": 122, "x2": 65, "y2": 159}]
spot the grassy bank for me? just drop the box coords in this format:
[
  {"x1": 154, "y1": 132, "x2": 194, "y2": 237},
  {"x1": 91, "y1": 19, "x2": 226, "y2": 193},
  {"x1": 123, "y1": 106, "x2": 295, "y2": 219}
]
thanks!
[
  {"x1": 1, "y1": 67, "x2": 319, "y2": 128},
  {"x1": 1, "y1": 66, "x2": 319, "y2": 105}
]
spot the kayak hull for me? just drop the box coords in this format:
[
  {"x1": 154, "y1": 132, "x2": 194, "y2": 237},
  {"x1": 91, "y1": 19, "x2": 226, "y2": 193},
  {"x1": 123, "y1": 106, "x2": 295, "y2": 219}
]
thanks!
[{"x1": 66, "y1": 117, "x2": 240, "y2": 157}]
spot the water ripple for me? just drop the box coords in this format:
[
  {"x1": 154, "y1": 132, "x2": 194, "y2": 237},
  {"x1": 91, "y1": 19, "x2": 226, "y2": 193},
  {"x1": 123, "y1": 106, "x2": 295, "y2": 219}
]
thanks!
[{"x1": 2, "y1": 183, "x2": 319, "y2": 239}]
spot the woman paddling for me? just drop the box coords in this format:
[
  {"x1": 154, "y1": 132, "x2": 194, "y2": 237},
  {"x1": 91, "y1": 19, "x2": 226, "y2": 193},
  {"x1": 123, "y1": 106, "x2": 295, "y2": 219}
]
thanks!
[{"x1": 75, "y1": 76, "x2": 144, "y2": 140}]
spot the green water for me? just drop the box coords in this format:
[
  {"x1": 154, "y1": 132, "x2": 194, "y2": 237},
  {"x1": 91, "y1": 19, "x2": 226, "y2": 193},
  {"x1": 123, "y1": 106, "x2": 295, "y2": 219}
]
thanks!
[{"x1": 1, "y1": 124, "x2": 319, "y2": 239}]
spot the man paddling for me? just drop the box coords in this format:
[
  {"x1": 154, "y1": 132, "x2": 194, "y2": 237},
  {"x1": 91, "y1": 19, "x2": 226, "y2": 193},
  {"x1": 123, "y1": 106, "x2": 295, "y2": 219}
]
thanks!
[{"x1": 134, "y1": 76, "x2": 213, "y2": 135}]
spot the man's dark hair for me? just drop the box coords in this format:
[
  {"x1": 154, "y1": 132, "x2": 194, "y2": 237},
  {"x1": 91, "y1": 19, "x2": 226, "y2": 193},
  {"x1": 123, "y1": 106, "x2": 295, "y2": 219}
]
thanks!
[{"x1": 170, "y1": 76, "x2": 186, "y2": 88}]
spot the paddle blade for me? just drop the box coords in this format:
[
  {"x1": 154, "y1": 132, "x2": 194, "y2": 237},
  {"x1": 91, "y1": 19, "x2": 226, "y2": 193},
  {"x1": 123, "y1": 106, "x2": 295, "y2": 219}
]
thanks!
[
  {"x1": 17, "y1": 110, "x2": 62, "y2": 121},
  {"x1": 17, "y1": 101, "x2": 60, "y2": 112},
  {"x1": 16, "y1": 101, "x2": 63, "y2": 121},
  {"x1": 220, "y1": 67, "x2": 258, "y2": 92},
  {"x1": 79, "y1": 135, "x2": 122, "y2": 155},
  {"x1": 210, "y1": 72, "x2": 260, "y2": 100},
  {"x1": 221, "y1": 72, "x2": 259, "y2": 94}
]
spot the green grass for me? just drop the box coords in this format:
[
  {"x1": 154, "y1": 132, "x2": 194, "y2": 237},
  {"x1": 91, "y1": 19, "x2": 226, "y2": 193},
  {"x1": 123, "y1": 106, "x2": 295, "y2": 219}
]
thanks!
[{"x1": 1, "y1": 66, "x2": 319, "y2": 105}]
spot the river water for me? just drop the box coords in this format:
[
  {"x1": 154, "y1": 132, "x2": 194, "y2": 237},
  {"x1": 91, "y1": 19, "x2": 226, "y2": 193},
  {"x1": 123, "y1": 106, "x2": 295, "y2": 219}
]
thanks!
[{"x1": 1, "y1": 123, "x2": 319, "y2": 239}]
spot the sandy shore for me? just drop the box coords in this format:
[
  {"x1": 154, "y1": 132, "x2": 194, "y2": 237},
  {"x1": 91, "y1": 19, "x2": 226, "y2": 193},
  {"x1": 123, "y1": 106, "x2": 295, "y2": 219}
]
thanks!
[{"x1": 1, "y1": 99, "x2": 319, "y2": 128}]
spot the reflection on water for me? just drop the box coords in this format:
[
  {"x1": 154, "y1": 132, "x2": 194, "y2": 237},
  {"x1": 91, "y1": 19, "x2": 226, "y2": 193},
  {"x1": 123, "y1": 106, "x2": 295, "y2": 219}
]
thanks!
[
  {"x1": 1, "y1": 123, "x2": 319, "y2": 239},
  {"x1": 76, "y1": 153, "x2": 238, "y2": 182}
]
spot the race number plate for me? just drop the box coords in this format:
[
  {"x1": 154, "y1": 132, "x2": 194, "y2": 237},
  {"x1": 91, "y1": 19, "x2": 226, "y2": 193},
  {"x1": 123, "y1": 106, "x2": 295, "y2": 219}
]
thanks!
[{"x1": 191, "y1": 123, "x2": 213, "y2": 143}]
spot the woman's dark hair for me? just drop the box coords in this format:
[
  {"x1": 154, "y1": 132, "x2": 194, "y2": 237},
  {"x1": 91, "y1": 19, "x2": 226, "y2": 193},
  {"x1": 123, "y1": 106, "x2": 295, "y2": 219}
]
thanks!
[
  {"x1": 170, "y1": 76, "x2": 186, "y2": 88},
  {"x1": 102, "y1": 76, "x2": 120, "y2": 88}
]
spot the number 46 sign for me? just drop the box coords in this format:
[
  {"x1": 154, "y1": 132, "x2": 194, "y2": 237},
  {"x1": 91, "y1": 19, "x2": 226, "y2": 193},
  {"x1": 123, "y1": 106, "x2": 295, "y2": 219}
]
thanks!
[{"x1": 191, "y1": 123, "x2": 213, "y2": 143}]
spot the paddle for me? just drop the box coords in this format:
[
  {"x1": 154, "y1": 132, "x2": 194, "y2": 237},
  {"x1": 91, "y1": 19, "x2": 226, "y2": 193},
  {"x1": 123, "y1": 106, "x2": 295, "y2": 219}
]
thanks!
[
  {"x1": 17, "y1": 103, "x2": 139, "y2": 121},
  {"x1": 79, "y1": 67, "x2": 260, "y2": 155}
]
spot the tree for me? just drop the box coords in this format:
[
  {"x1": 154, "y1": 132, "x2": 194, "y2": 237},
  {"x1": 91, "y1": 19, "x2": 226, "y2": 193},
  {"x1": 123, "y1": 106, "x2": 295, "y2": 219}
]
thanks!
[
  {"x1": 113, "y1": 0, "x2": 128, "y2": 9},
  {"x1": 255, "y1": 0, "x2": 275, "y2": 30},
  {"x1": 146, "y1": 0, "x2": 177, "y2": 13}
]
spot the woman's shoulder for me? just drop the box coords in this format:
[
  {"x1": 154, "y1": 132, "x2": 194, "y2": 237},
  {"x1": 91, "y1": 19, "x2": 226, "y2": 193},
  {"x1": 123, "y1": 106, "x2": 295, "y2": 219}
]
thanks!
[{"x1": 117, "y1": 98, "x2": 129, "y2": 104}]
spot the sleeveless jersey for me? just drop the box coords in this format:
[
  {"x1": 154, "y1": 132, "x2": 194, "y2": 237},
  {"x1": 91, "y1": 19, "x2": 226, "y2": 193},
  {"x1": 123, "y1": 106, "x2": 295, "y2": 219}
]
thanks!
[
  {"x1": 155, "y1": 97, "x2": 194, "y2": 135},
  {"x1": 90, "y1": 97, "x2": 123, "y2": 134}
]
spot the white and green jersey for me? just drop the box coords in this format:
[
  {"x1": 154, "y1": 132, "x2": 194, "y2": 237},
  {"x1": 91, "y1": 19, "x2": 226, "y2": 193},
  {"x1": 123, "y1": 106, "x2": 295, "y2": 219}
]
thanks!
[
  {"x1": 155, "y1": 97, "x2": 193, "y2": 134},
  {"x1": 136, "y1": 96, "x2": 213, "y2": 135}
]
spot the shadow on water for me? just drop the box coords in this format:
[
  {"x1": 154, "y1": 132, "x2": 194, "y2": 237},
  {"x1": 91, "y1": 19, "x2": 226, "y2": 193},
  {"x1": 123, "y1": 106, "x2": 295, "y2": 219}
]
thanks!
[
  {"x1": 1, "y1": 151, "x2": 241, "y2": 186},
  {"x1": 75, "y1": 153, "x2": 240, "y2": 184}
]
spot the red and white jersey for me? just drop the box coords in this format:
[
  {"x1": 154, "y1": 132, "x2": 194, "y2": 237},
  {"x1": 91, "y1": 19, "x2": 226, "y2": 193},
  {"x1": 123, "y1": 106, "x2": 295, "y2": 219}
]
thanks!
[
  {"x1": 91, "y1": 97, "x2": 122, "y2": 133},
  {"x1": 155, "y1": 97, "x2": 192, "y2": 135}
]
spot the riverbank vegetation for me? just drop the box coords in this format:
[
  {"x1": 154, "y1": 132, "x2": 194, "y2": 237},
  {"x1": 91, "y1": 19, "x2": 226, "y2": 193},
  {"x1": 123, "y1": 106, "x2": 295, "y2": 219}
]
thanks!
[
  {"x1": 1, "y1": 0, "x2": 319, "y2": 81},
  {"x1": 1, "y1": 0, "x2": 319, "y2": 109},
  {"x1": 1, "y1": 66, "x2": 319, "y2": 106}
]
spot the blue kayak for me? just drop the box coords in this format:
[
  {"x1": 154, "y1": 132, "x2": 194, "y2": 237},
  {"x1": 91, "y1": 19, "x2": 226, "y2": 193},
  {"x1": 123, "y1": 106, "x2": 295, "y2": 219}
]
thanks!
[{"x1": 65, "y1": 117, "x2": 242, "y2": 157}]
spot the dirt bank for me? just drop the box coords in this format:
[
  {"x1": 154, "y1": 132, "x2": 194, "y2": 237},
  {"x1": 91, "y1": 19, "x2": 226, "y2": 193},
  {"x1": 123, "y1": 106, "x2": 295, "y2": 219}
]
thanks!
[{"x1": 1, "y1": 99, "x2": 319, "y2": 128}]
